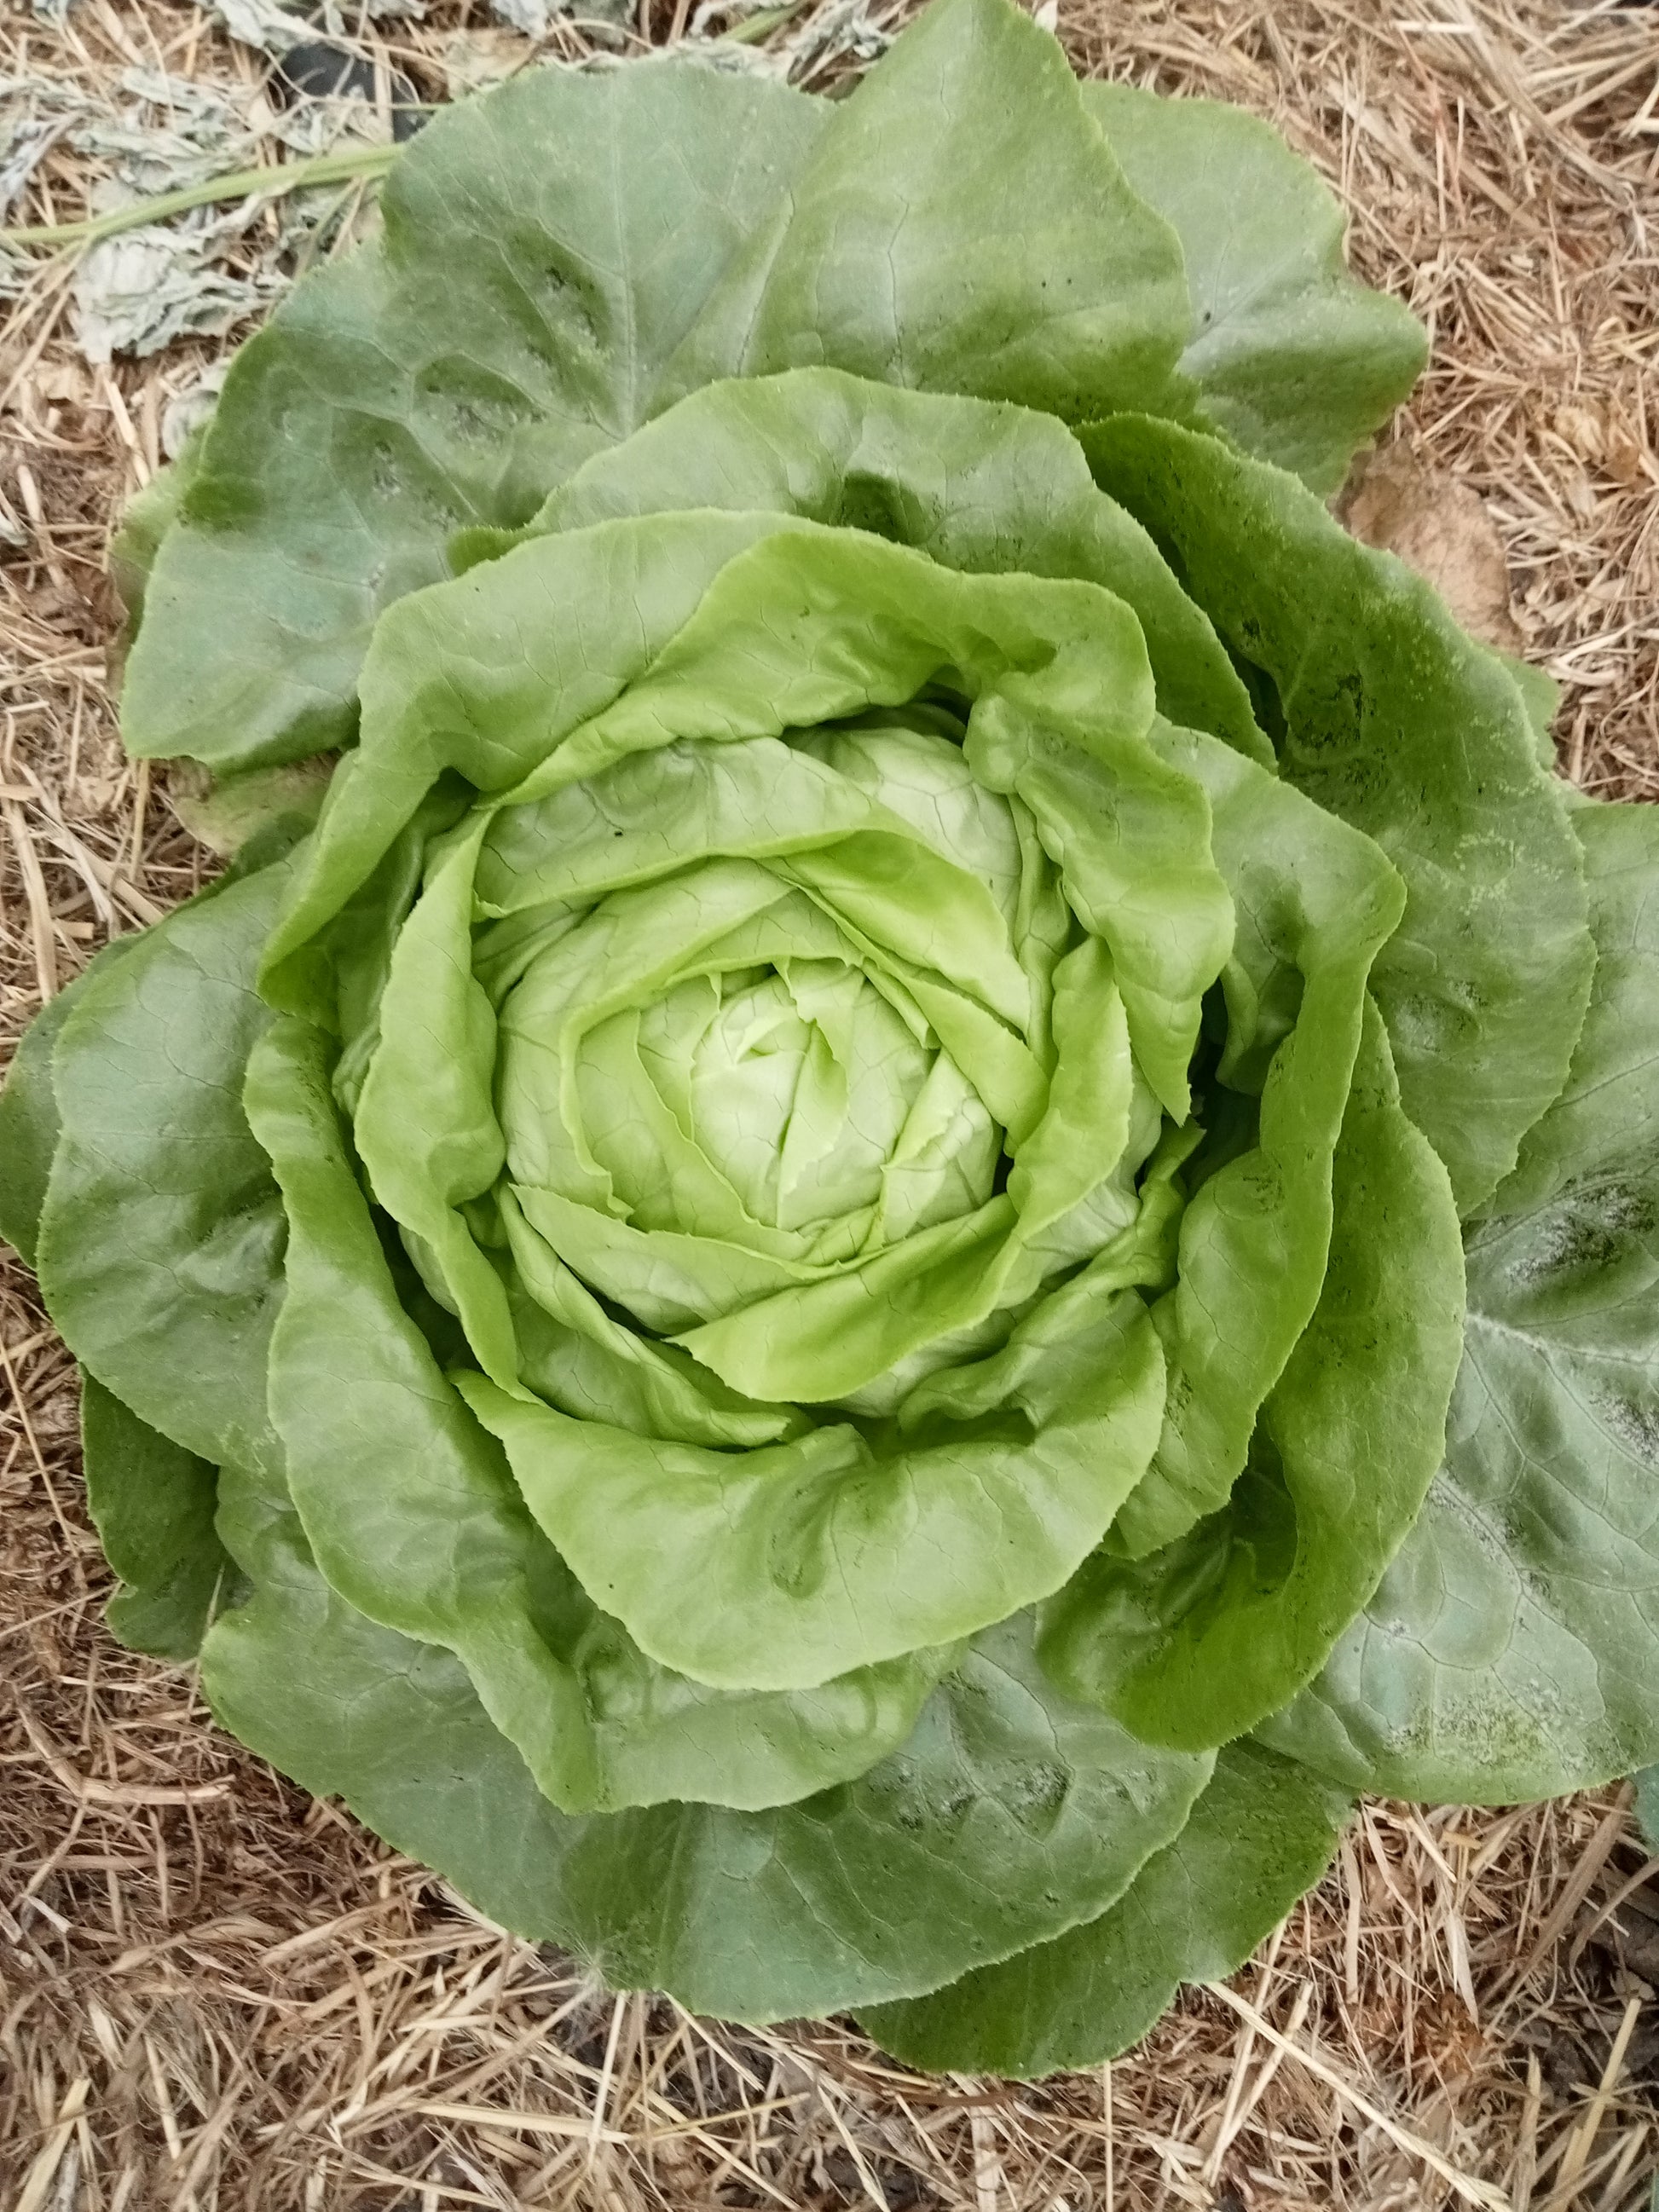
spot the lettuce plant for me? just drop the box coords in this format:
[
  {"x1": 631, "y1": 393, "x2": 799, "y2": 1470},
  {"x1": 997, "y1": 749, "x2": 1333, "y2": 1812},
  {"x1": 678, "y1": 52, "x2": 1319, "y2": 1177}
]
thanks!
[{"x1": 5, "y1": 0, "x2": 1658, "y2": 2076}]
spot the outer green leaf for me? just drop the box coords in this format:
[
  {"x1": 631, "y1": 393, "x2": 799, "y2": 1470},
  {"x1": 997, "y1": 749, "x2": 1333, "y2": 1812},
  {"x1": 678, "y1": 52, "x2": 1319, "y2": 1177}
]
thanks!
[
  {"x1": 37, "y1": 867, "x2": 291, "y2": 1478},
  {"x1": 204, "y1": 1490, "x2": 1210, "y2": 2019},
  {"x1": 858, "y1": 1740, "x2": 1351, "y2": 2076},
  {"x1": 119, "y1": 62, "x2": 824, "y2": 771},
  {"x1": 0, "y1": 813, "x2": 319, "y2": 1274},
  {"x1": 0, "y1": 934, "x2": 145, "y2": 1268},
  {"x1": 1264, "y1": 800, "x2": 1659, "y2": 1799},
  {"x1": 456, "y1": 1285, "x2": 1165, "y2": 1692},
  {"x1": 107, "y1": 426, "x2": 206, "y2": 640},
  {"x1": 660, "y1": 0, "x2": 1190, "y2": 425},
  {"x1": 82, "y1": 1375, "x2": 234, "y2": 1662},
  {"x1": 1506, "y1": 654, "x2": 1561, "y2": 768},
  {"x1": 1635, "y1": 1767, "x2": 1659, "y2": 1853},
  {"x1": 527, "y1": 1550, "x2": 960, "y2": 1813},
  {"x1": 1081, "y1": 82, "x2": 1426, "y2": 494},
  {"x1": 1084, "y1": 415, "x2": 1595, "y2": 1216},
  {"x1": 1484, "y1": 797, "x2": 1659, "y2": 1218},
  {"x1": 1043, "y1": 997, "x2": 1464, "y2": 1750}
]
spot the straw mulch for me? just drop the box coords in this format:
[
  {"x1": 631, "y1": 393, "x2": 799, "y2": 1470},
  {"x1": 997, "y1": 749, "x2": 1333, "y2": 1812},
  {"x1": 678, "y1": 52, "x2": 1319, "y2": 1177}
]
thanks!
[{"x1": 3, "y1": 2, "x2": 1658, "y2": 2206}]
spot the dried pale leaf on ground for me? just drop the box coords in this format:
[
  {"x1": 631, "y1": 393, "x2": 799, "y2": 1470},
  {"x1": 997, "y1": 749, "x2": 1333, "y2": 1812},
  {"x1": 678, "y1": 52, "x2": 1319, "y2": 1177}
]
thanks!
[
  {"x1": 72, "y1": 213, "x2": 288, "y2": 362},
  {"x1": 46, "y1": 59, "x2": 395, "y2": 364},
  {"x1": 159, "y1": 358, "x2": 227, "y2": 455},
  {"x1": 210, "y1": 0, "x2": 425, "y2": 54},
  {"x1": 0, "y1": 81, "x2": 95, "y2": 221},
  {"x1": 488, "y1": 0, "x2": 560, "y2": 31},
  {"x1": 78, "y1": 66, "x2": 258, "y2": 191},
  {"x1": 1341, "y1": 444, "x2": 1524, "y2": 655},
  {"x1": 211, "y1": 0, "x2": 317, "y2": 52},
  {"x1": 441, "y1": 24, "x2": 536, "y2": 97},
  {"x1": 0, "y1": 115, "x2": 76, "y2": 216}
]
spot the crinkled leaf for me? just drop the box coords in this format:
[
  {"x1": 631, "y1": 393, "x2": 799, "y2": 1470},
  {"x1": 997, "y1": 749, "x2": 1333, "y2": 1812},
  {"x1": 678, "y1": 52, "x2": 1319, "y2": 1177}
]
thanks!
[
  {"x1": 1043, "y1": 996, "x2": 1464, "y2": 1749},
  {"x1": 1264, "y1": 800, "x2": 1659, "y2": 1799},
  {"x1": 484, "y1": 368, "x2": 1268, "y2": 766},
  {"x1": 967, "y1": 702, "x2": 1233, "y2": 1121},
  {"x1": 1084, "y1": 415, "x2": 1594, "y2": 1216},
  {"x1": 353, "y1": 816, "x2": 521, "y2": 1389},
  {"x1": 1081, "y1": 82, "x2": 1426, "y2": 494},
  {"x1": 458, "y1": 1282, "x2": 1164, "y2": 1693},
  {"x1": 260, "y1": 511, "x2": 804, "y2": 1002},
  {"x1": 1107, "y1": 719, "x2": 1404, "y2": 1557},
  {"x1": 858, "y1": 1739, "x2": 1351, "y2": 2075}
]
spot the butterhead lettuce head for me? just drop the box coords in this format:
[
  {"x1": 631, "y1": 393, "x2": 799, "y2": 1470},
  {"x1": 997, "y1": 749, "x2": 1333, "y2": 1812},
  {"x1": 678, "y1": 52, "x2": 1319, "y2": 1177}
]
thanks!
[{"x1": 5, "y1": 0, "x2": 1659, "y2": 2078}]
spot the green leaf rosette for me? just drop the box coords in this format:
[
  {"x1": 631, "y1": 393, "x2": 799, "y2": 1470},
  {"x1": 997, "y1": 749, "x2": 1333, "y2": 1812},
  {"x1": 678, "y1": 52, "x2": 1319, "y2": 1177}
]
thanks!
[{"x1": 4, "y1": 0, "x2": 1657, "y2": 2079}]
